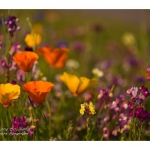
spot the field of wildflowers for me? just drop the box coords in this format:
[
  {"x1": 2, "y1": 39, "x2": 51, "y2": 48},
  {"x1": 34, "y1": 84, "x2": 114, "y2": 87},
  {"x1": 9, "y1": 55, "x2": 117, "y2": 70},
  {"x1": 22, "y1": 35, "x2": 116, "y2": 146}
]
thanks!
[{"x1": 0, "y1": 10, "x2": 150, "y2": 141}]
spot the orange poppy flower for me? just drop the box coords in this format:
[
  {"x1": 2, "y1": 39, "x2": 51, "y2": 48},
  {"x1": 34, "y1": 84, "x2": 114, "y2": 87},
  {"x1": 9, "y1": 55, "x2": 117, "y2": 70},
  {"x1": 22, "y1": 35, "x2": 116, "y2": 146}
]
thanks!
[
  {"x1": 13, "y1": 51, "x2": 39, "y2": 72},
  {"x1": 36, "y1": 47, "x2": 69, "y2": 69},
  {"x1": 23, "y1": 81, "x2": 54, "y2": 106}
]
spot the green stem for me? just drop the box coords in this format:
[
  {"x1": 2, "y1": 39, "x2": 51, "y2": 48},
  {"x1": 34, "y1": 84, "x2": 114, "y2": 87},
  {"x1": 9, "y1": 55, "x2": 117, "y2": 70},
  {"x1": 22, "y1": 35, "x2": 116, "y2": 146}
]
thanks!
[
  {"x1": 100, "y1": 132, "x2": 104, "y2": 141},
  {"x1": 46, "y1": 98, "x2": 51, "y2": 137},
  {"x1": 85, "y1": 117, "x2": 90, "y2": 141},
  {"x1": 38, "y1": 107, "x2": 48, "y2": 140},
  {"x1": 26, "y1": 18, "x2": 36, "y2": 52}
]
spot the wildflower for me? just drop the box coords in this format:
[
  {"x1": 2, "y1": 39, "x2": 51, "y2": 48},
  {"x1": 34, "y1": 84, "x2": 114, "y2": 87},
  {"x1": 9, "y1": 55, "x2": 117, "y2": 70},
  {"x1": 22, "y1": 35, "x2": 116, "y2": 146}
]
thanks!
[
  {"x1": 29, "y1": 125, "x2": 36, "y2": 137},
  {"x1": 36, "y1": 47, "x2": 69, "y2": 69},
  {"x1": 0, "y1": 83, "x2": 20, "y2": 107},
  {"x1": 11, "y1": 80, "x2": 17, "y2": 85},
  {"x1": 134, "y1": 107, "x2": 150, "y2": 121},
  {"x1": 1, "y1": 58, "x2": 7, "y2": 68},
  {"x1": 10, "y1": 116, "x2": 28, "y2": 136},
  {"x1": 5, "y1": 16, "x2": 20, "y2": 37},
  {"x1": 122, "y1": 32, "x2": 135, "y2": 46},
  {"x1": 102, "y1": 127, "x2": 110, "y2": 140},
  {"x1": 96, "y1": 88, "x2": 113, "y2": 109},
  {"x1": 146, "y1": 68, "x2": 150, "y2": 81},
  {"x1": 60, "y1": 72, "x2": 97, "y2": 96},
  {"x1": 127, "y1": 86, "x2": 150, "y2": 104},
  {"x1": 66, "y1": 59, "x2": 79, "y2": 69},
  {"x1": 9, "y1": 43, "x2": 21, "y2": 55},
  {"x1": 79, "y1": 102, "x2": 96, "y2": 115},
  {"x1": 23, "y1": 81, "x2": 54, "y2": 106},
  {"x1": 17, "y1": 69, "x2": 26, "y2": 82},
  {"x1": 25, "y1": 33, "x2": 41, "y2": 47},
  {"x1": 12, "y1": 51, "x2": 39, "y2": 72},
  {"x1": 0, "y1": 41, "x2": 3, "y2": 50},
  {"x1": 92, "y1": 68, "x2": 104, "y2": 78},
  {"x1": 11, "y1": 116, "x2": 28, "y2": 129},
  {"x1": 57, "y1": 40, "x2": 68, "y2": 48},
  {"x1": 124, "y1": 56, "x2": 139, "y2": 68}
]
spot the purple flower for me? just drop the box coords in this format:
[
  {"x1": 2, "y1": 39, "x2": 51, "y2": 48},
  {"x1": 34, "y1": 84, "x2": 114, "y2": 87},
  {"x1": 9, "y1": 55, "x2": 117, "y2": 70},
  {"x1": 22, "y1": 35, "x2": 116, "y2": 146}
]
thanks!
[
  {"x1": 16, "y1": 69, "x2": 25, "y2": 82},
  {"x1": 127, "y1": 86, "x2": 150, "y2": 104},
  {"x1": 1, "y1": 58, "x2": 7, "y2": 68},
  {"x1": 5, "y1": 16, "x2": 20, "y2": 37},
  {"x1": 96, "y1": 88, "x2": 113, "y2": 109},
  {"x1": 135, "y1": 76, "x2": 145, "y2": 84},
  {"x1": 71, "y1": 41, "x2": 85, "y2": 53},
  {"x1": 10, "y1": 43, "x2": 21, "y2": 55},
  {"x1": 10, "y1": 116, "x2": 28, "y2": 135},
  {"x1": 0, "y1": 41, "x2": 3, "y2": 50},
  {"x1": 100, "y1": 60, "x2": 112, "y2": 70},
  {"x1": 135, "y1": 107, "x2": 150, "y2": 121},
  {"x1": 57, "y1": 40, "x2": 68, "y2": 48},
  {"x1": 11, "y1": 80, "x2": 17, "y2": 85},
  {"x1": 139, "y1": 86, "x2": 150, "y2": 98},
  {"x1": 124, "y1": 56, "x2": 139, "y2": 67},
  {"x1": 102, "y1": 127, "x2": 110, "y2": 140},
  {"x1": 146, "y1": 68, "x2": 150, "y2": 73},
  {"x1": 28, "y1": 126, "x2": 36, "y2": 137},
  {"x1": 1, "y1": 57, "x2": 12, "y2": 69}
]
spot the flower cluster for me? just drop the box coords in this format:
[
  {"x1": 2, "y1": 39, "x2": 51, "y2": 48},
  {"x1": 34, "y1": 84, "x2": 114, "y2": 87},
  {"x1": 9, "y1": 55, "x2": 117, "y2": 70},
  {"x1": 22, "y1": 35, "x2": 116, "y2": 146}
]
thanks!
[
  {"x1": 127, "y1": 86, "x2": 150, "y2": 105},
  {"x1": 80, "y1": 102, "x2": 96, "y2": 116},
  {"x1": 5, "y1": 16, "x2": 20, "y2": 37},
  {"x1": 127, "y1": 86, "x2": 150, "y2": 121},
  {"x1": 10, "y1": 116, "x2": 28, "y2": 135}
]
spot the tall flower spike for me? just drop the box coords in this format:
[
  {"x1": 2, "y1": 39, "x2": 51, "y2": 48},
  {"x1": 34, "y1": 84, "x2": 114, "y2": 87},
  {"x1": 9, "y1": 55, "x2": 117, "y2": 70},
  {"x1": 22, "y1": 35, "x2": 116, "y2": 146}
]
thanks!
[
  {"x1": 23, "y1": 81, "x2": 54, "y2": 106},
  {"x1": 0, "y1": 83, "x2": 20, "y2": 107},
  {"x1": 5, "y1": 16, "x2": 20, "y2": 37},
  {"x1": 60, "y1": 72, "x2": 97, "y2": 96},
  {"x1": 13, "y1": 51, "x2": 39, "y2": 72}
]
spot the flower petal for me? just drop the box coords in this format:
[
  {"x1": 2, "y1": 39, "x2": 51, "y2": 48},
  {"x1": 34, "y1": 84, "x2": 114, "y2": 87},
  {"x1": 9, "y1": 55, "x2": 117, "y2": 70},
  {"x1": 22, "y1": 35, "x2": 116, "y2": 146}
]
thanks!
[{"x1": 60, "y1": 72, "x2": 80, "y2": 94}]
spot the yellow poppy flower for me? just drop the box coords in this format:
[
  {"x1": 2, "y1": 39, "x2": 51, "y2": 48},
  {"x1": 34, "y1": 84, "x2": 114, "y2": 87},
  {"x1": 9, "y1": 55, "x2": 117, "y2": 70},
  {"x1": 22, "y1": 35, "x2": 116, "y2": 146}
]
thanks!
[
  {"x1": 79, "y1": 102, "x2": 96, "y2": 115},
  {"x1": 60, "y1": 72, "x2": 97, "y2": 96},
  {"x1": 25, "y1": 33, "x2": 41, "y2": 47},
  {"x1": 0, "y1": 83, "x2": 20, "y2": 107}
]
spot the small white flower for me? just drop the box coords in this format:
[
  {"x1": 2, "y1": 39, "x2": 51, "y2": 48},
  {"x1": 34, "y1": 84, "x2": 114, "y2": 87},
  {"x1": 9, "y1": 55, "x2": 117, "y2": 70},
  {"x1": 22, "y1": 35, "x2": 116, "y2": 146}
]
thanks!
[
  {"x1": 66, "y1": 59, "x2": 79, "y2": 69},
  {"x1": 92, "y1": 68, "x2": 104, "y2": 77}
]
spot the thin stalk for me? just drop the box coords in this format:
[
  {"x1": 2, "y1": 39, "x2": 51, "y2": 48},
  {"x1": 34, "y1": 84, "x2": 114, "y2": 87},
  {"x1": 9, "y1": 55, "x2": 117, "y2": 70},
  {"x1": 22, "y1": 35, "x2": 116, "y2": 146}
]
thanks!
[
  {"x1": 38, "y1": 107, "x2": 48, "y2": 140},
  {"x1": 85, "y1": 117, "x2": 90, "y2": 141},
  {"x1": 26, "y1": 18, "x2": 36, "y2": 51}
]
